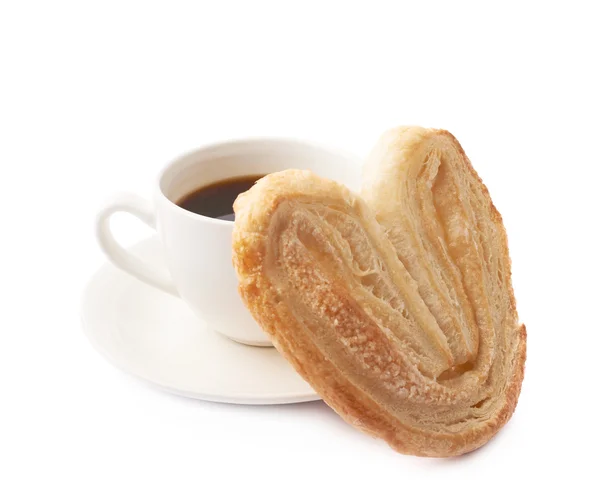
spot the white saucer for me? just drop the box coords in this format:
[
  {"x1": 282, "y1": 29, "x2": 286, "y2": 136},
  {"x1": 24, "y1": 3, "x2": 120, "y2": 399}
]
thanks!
[{"x1": 81, "y1": 237, "x2": 320, "y2": 405}]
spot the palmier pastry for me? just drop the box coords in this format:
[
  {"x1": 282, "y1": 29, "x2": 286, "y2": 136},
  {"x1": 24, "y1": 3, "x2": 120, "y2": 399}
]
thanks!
[{"x1": 232, "y1": 127, "x2": 526, "y2": 457}]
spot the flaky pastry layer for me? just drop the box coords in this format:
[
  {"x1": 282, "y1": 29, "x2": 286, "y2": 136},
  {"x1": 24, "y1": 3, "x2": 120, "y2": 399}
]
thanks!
[{"x1": 232, "y1": 127, "x2": 526, "y2": 457}]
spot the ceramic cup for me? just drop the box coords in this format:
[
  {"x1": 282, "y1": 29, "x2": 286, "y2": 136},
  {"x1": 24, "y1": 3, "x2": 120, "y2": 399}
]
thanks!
[{"x1": 96, "y1": 138, "x2": 361, "y2": 346}]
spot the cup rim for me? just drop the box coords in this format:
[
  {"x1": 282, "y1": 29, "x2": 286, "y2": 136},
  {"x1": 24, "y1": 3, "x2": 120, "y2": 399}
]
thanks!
[{"x1": 155, "y1": 136, "x2": 362, "y2": 227}]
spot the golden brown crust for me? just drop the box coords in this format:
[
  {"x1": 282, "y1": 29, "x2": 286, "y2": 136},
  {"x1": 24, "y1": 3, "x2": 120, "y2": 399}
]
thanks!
[{"x1": 232, "y1": 127, "x2": 526, "y2": 457}]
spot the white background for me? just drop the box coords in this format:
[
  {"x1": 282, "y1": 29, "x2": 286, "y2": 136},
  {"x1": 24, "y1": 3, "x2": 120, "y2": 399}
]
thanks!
[{"x1": 1, "y1": 1, "x2": 599, "y2": 500}]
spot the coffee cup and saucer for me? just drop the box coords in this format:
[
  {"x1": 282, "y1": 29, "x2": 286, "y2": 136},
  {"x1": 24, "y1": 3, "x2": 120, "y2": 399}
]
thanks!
[{"x1": 81, "y1": 138, "x2": 361, "y2": 404}]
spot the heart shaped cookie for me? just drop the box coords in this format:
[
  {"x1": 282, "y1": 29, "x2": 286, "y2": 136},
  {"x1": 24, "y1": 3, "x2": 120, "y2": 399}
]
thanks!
[{"x1": 232, "y1": 127, "x2": 526, "y2": 457}]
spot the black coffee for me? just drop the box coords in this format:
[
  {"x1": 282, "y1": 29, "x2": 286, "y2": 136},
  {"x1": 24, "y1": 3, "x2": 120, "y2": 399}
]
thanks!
[{"x1": 176, "y1": 175, "x2": 264, "y2": 221}]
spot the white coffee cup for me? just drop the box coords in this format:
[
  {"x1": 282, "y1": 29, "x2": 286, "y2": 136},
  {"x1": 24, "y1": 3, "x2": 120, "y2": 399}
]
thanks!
[{"x1": 96, "y1": 138, "x2": 362, "y2": 346}]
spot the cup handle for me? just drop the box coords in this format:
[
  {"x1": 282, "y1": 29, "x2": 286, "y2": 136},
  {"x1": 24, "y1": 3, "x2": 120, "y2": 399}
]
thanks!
[{"x1": 96, "y1": 193, "x2": 178, "y2": 296}]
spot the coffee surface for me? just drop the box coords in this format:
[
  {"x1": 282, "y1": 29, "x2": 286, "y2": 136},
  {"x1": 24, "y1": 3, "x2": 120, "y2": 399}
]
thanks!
[{"x1": 177, "y1": 175, "x2": 264, "y2": 221}]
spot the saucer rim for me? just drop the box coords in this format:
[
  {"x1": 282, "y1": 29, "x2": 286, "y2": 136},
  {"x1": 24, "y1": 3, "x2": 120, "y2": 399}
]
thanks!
[{"x1": 81, "y1": 238, "x2": 321, "y2": 406}]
